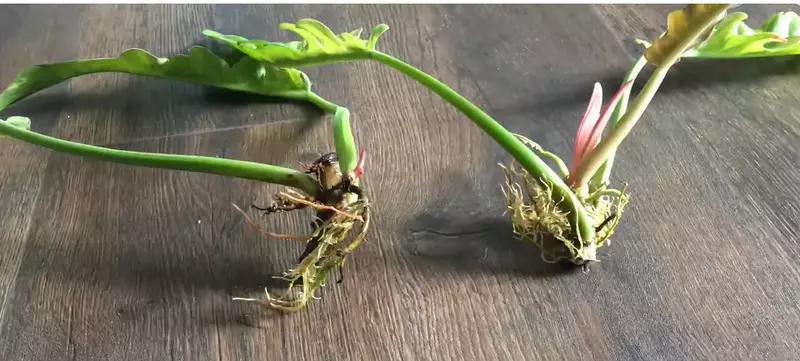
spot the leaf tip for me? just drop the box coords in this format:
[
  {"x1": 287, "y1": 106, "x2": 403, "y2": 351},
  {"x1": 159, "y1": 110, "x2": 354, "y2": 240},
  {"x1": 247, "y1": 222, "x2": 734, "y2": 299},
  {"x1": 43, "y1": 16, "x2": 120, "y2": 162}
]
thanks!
[
  {"x1": 296, "y1": 18, "x2": 329, "y2": 29},
  {"x1": 353, "y1": 147, "x2": 366, "y2": 178},
  {"x1": 201, "y1": 29, "x2": 226, "y2": 41},
  {"x1": 368, "y1": 24, "x2": 390, "y2": 49},
  {"x1": 5, "y1": 116, "x2": 32, "y2": 131},
  {"x1": 300, "y1": 72, "x2": 312, "y2": 91},
  {"x1": 634, "y1": 38, "x2": 652, "y2": 48}
]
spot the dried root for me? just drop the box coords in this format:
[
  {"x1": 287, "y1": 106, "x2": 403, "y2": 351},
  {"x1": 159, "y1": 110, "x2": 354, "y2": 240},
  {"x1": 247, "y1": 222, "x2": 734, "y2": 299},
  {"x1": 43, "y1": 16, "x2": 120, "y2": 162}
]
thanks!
[
  {"x1": 231, "y1": 189, "x2": 371, "y2": 312},
  {"x1": 500, "y1": 135, "x2": 630, "y2": 265}
]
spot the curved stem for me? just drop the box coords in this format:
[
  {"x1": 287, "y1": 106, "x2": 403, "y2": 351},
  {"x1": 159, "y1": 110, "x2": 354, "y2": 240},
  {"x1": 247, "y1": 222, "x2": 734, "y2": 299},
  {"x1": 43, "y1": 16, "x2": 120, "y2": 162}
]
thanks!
[
  {"x1": 366, "y1": 50, "x2": 595, "y2": 245},
  {"x1": 0, "y1": 118, "x2": 319, "y2": 195},
  {"x1": 271, "y1": 52, "x2": 372, "y2": 69},
  {"x1": 306, "y1": 91, "x2": 340, "y2": 113},
  {"x1": 332, "y1": 106, "x2": 358, "y2": 173}
]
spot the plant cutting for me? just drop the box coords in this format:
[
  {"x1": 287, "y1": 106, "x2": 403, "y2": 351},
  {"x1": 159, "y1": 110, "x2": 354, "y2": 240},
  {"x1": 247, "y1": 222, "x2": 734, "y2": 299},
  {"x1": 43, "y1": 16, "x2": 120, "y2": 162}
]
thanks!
[
  {"x1": 203, "y1": 4, "x2": 762, "y2": 266},
  {"x1": 0, "y1": 48, "x2": 370, "y2": 310},
  {"x1": 2, "y1": 4, "x2": 798, "y2": 311},
  {"x1": 231, "y1": 107, "x2": 371, "y2": 311},
  {"x1": 0, "y1": 27, "x2": 386, "y2": 309},
  {"x1": 205, "y1": 4, "x2": 800, "y2": 266},
  {"x1": 0, "y1": 108, "x2": 369, "y2": 311}
]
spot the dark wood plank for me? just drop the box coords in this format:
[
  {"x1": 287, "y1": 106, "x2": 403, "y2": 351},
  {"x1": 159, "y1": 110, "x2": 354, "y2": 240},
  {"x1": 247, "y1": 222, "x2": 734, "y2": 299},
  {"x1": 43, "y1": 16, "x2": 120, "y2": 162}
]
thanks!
[
  {"x1": 592, "y1": 4, "x2": 800, "y2": 360},
  {"x1": 1, "y1": 4, "x2": 799, "y2": 361},
  {"x1": 0, "y1": 121, "x2": 316, "y2": 360},
  {"x1": 0, "y1": 5, "x2": 87, "y2": 346}
]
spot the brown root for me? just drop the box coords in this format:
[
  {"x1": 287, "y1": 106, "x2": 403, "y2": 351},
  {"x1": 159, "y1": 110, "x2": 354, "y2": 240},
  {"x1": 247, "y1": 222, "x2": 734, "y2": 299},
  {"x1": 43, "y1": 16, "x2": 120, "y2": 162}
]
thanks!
[{"x1": 231, "y1": 191, "x2": 371, "y2": 312}]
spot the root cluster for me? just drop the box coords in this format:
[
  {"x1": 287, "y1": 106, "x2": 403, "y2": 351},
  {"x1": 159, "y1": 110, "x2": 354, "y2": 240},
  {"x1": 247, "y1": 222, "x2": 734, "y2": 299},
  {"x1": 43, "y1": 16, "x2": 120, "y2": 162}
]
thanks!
[
  {"x1": 500, "y1": 137, "x2": 630, "y2": 265},
  {"x1": 232, "y1": 189, "x2": 370, "y2": 311}
]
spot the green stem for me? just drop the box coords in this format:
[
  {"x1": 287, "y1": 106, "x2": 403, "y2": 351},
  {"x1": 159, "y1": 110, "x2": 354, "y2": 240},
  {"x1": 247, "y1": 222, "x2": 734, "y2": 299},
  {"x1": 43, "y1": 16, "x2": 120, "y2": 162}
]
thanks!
[
  {"x1": 571, "y1": 5, "x2": 730, "y2": 188},
  {"x1": 271, "y1": 52, "x2": 372, "y2": 69},
  {"x1": 305, "y1": 91, "x2": 340, "y2": 113},
  {"x1": 588, "y1": 53, "x2": 649, "y2": 191},
  {"x1": 366, "y1": 50, "x2": 595, "y2": 245},
  {"x1": 332, "y1": 106, "x2": 358, "y2": 173},
  {"x1": 0, "y1": 118, "x2": 319, "y2": 195},
  {"x1": 570, "y1": 66, "x2": 669, "y2": 188}
]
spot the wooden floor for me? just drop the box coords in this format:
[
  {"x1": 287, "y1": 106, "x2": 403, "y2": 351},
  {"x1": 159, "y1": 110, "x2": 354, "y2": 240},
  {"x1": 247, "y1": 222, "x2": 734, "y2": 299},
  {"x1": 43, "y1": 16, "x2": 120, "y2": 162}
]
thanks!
[{"x1": 1, "y1": 4, "x2": 799, "y2": 361}]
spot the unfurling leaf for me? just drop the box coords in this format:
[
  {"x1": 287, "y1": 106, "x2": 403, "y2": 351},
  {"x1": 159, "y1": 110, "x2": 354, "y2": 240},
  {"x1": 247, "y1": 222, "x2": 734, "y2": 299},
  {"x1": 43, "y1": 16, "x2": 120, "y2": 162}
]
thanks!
[
  {"x1": 203, "y1": 20, "x2": 390, "y2": 66},
  {"x1": 644, "y1": 4, "x2": 731, "y2": 66},
  {"x1": 368, "y1": 24, "x2": 390, "y2": 50},
  {"x1": 4, "y1": 116, "x2": 31, "y2": 130},
  {"x1": 682, "y1": 11, "x2": 800, "y2": 58},
  {"x1": 0, "y1": 116, "x2": 32, "y2": 138},
  {"x1": 0, "y1": 47, "x2": 310, "y2": 111}
]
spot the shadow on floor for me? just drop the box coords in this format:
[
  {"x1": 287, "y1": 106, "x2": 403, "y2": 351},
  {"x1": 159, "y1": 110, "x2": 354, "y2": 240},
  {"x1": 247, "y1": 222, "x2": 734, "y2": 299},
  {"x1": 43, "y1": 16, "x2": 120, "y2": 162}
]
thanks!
[
  {"x1": 0, "y1": 74, "x2": 325, "y2": 140},
  {"x1": 21, "y1": 205, "x2": 308, "y2": 324},
  {"x1": 490, "y1": 55, "x2": 800, "y2": 123},
  {"x1": 401, "y1": 169, "x2": 587, "y2": 278},
  {"x1": 405, "y1": 213, "x2": 586, "y2": 278}
]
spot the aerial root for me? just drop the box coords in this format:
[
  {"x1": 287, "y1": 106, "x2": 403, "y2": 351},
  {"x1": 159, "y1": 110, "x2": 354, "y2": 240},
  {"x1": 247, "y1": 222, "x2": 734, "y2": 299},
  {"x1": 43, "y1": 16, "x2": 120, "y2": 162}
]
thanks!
[
  {"x1": 231, "y1": 204, "x2": 311, "y2": 242},
  {"x1": 277, "y1": 190, "x2": 363, "y2": 221}
]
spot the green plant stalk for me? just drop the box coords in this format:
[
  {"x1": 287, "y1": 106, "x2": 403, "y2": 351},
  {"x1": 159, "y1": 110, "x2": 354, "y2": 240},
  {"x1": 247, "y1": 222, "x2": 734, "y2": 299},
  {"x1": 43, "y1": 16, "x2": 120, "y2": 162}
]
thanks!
[
  {"x1": 0, "y1": 59, "x2": 339, "y2": 114},
  {"x1": 305, "y1": 91, "x2": 339, "y2": 113},
  {"x1": 361, "y1": 50, "x2": 595, "y2": 245},
  {"x1": 570, "y1": 5, "x2": 731, "y2": 188},
  {"x1": 588, "y1": 54, "x2": 649, "y2": 192},
  {"x1": 262, "y1": 43, "x2": 593, "y2": 242},
  {"x1": 569, "y1": 65, "x2": 670, "y2": 188},
  {"x1": 0, "y1": 118, "x2": 320, "y2": 195},
  {"x1": 332, "y1": 106, "x2": 358, "y2": 173},
  {"x1": 258, "y1": 53, "x2": 373, "y2": 69},
  {"x1": 276, "y1": 48, "x2": 594, "y2": 244}
]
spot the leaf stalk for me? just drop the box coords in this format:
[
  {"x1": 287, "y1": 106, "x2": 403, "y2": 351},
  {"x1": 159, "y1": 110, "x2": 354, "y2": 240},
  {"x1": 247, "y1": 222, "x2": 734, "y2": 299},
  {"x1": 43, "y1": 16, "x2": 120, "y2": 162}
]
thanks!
[
  {"x1": 569, "y1": 5, "x2": 731, "y2": 188},
  {"x1": 365, "y1": 50, "x2": 595, "y2": 245},
  {"x1": 0, "y1": 118, "x2": 320, "y2": 195},
  {"x1": 588, "y1": 53, "x2": 649, "y2": 192}
]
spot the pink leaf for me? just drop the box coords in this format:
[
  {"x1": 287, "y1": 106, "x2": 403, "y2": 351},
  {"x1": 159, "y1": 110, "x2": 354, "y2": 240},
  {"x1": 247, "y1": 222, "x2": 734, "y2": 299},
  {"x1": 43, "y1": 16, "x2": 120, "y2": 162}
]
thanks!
[
  {"x1": 353, "y1": 147, "x2": 366, "y2": 178},
  {"x1": 571, "y1": 82, "x2": 603, "y2": 172},
  {"x1": 582, "y1": 80, "x2": 634, "y2": 157}
]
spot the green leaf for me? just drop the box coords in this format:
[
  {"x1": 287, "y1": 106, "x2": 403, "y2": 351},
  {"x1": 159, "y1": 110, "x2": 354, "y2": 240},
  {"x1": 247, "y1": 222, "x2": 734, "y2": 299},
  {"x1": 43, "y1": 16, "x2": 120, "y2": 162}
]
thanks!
[
  {"x1": 682, "y1": 11, "x2": 800, "y2": 58},
  {"x1": 203, "y1": 20, "x2": 390, "y2": 67},
  {"x1": 332, "y1": 107, "x2": 357, "y2": 174},
  {"x1": 0, "y1": 46, "x2": 312, "y2": 111}
]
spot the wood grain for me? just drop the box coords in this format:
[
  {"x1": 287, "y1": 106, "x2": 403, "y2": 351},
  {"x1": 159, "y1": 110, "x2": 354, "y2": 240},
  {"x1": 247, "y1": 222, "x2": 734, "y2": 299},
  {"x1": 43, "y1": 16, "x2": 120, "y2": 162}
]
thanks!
[
  {"x1": 0, "y1": 5, "x2": 87, "y2": 349},
  {"x1": 1, "y1": 4, "x2": 799, "y2": 361}
]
